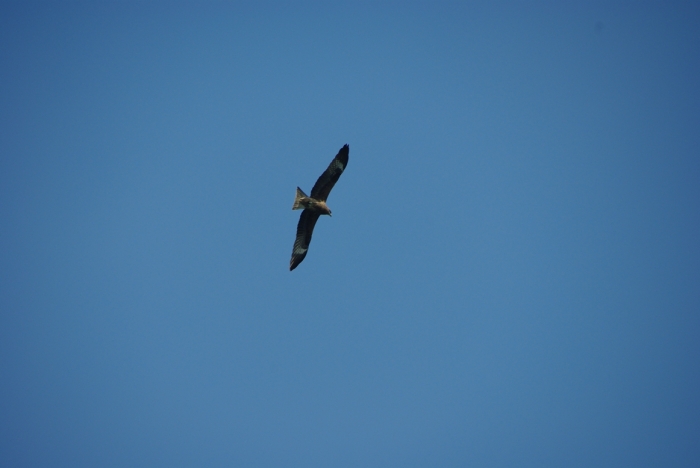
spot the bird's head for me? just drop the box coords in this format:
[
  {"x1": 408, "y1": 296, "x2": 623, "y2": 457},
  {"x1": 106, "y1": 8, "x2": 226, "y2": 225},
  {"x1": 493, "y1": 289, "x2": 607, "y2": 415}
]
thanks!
[{"x1": 318, "y1": 201, "x2": 332, "y2": 216}]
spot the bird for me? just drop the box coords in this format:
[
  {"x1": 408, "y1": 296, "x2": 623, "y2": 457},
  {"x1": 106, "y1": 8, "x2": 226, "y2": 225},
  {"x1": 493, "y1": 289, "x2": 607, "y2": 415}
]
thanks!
[{"x1": 290, "y1": 144, "x2": 349, "y2": 271}]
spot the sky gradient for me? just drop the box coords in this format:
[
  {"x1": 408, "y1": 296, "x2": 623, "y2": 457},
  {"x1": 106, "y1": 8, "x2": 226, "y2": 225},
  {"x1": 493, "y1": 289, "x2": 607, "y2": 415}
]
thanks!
[{"x1": 1, "y1": 2, "x2": 699, "y2": 467}]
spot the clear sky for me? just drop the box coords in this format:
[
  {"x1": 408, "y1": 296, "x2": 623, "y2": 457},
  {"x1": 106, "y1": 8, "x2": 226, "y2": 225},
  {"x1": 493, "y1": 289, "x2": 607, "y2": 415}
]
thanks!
[{"x1": 1, "y1": 2, "x2": 699, "y2": 467}]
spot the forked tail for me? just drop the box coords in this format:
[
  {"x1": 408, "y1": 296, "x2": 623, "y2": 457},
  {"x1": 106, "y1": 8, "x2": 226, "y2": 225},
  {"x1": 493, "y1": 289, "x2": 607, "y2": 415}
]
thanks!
[{"x1": 292, "y1": 187, "x2": 308, "y2": 210}]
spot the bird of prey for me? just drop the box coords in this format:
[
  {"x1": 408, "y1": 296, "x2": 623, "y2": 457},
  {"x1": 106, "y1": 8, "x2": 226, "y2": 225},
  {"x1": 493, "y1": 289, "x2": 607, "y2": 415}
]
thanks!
[{"x1": 290, "y1": 144, "x2": 349, "y2": 271}]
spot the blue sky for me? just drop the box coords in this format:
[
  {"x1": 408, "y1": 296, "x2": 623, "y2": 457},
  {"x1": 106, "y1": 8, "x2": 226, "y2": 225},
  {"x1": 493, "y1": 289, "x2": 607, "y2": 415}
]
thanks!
[{"x1": 1, "y1": 2, "x2": 699, "y2": 467}]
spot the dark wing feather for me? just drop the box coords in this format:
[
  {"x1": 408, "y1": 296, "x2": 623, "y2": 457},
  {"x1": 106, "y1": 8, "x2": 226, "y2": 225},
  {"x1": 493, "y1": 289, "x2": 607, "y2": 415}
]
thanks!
[
  {"x1": 310, "y1": 144, "x2": 349, "y2": 201},
  {"x1": 290, "y1": 209, "x2": 320, "y2": 270}
]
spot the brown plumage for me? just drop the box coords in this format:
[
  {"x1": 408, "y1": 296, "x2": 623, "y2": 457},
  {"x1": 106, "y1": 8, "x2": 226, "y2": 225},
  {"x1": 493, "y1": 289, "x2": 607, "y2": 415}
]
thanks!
[{"x1": 290, "y1": 144, "x2": 349, "y2": 271}]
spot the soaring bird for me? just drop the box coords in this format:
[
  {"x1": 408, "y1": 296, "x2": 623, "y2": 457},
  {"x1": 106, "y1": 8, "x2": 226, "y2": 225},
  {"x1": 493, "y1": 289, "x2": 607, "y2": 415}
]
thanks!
[{"x1": 290, "y1": 144, "x2": 349, "y2": 271}]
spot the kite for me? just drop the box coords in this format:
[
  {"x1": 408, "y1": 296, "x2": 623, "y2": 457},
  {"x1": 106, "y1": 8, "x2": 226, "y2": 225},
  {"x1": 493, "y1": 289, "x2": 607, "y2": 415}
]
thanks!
[{"x1": 290, "y1": 144, "x2": 349, "y2": 270}]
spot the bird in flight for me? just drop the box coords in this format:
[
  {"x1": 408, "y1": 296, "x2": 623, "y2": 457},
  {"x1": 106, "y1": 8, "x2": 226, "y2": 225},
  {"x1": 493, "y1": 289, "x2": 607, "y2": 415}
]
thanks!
[{"x1": 290, "y1": 144, "x2": 349, "y2": 271}]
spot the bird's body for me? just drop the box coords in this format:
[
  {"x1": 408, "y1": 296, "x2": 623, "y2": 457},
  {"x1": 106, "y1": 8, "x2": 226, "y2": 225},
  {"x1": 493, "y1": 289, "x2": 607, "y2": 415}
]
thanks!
[
  {"x1": 289, "y1": 144, "x2": 349, "y2": 271},
  {"x1": 292, "y1": 187, "x2": 331, "y2": 215}
]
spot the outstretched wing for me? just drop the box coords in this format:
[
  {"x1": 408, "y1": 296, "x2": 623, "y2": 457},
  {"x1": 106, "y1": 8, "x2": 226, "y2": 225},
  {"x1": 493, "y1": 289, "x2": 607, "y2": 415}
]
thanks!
[
  {"x1": 290, "y1": 209, "x2": 321, "y2": 270},
  {"x1": 310, "y1": 144, "x2": 349, "y2": 201}
]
